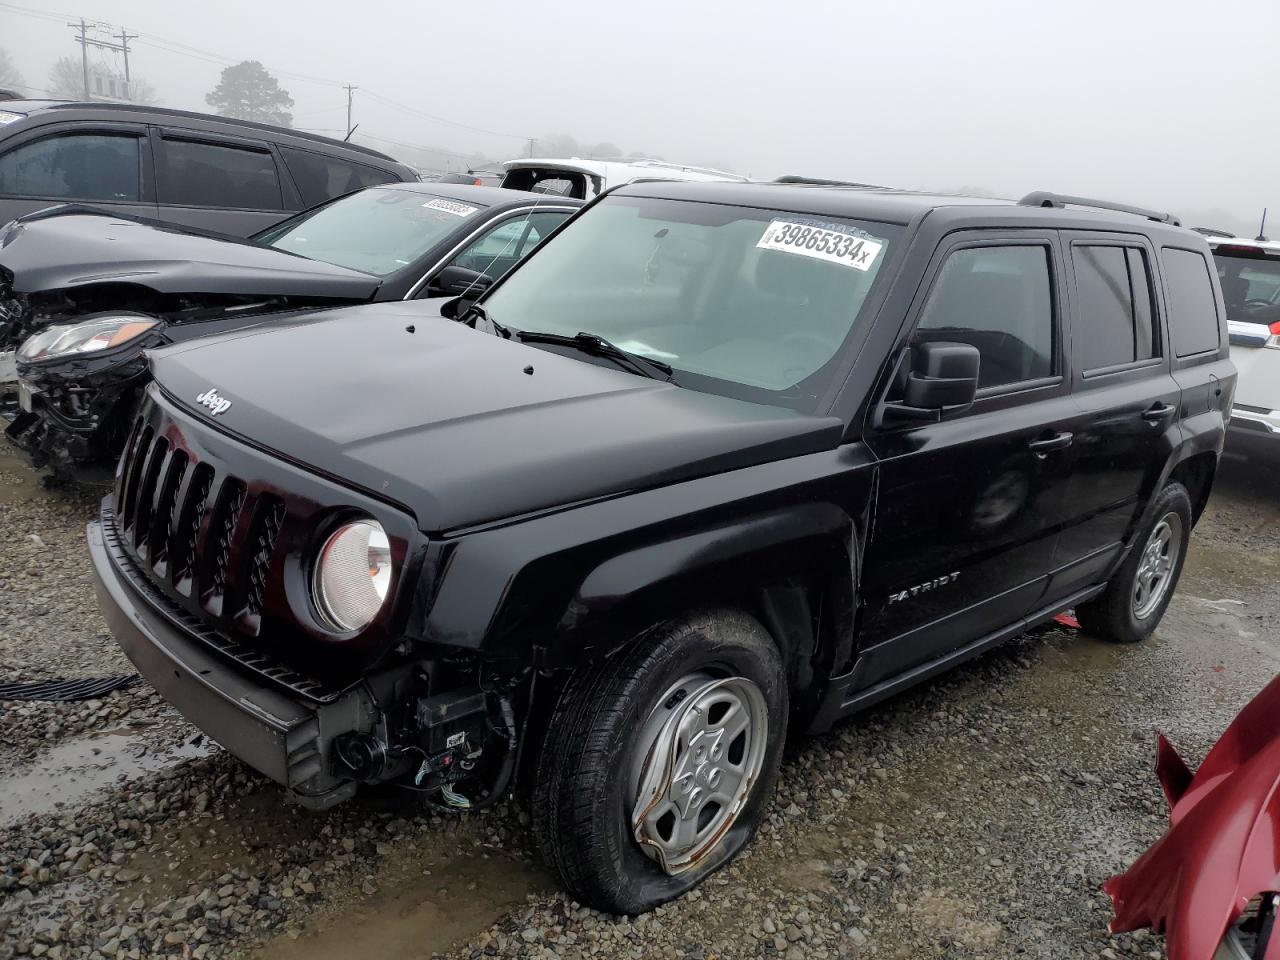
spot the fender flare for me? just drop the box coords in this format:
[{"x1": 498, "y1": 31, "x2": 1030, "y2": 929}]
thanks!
[{"x1": 536, "y1": 501, "x2": 861, "y2": 677}]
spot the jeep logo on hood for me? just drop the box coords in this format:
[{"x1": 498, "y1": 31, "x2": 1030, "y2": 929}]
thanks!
[{"x1": 195, "y1": 388, "x2": 232, "y2": 416}]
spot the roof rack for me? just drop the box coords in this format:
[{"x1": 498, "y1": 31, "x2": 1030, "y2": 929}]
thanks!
[
  {"x1": 591, "y1": 157, "x2": 749, "y2": 181},
  {"x1": 773, "y1": 175, "x2": 886, "y2": 188},
  {"x1": 1019, "y1": 191, "x2": 1181, "y2": 227}
]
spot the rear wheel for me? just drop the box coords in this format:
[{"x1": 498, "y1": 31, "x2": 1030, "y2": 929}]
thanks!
[
  {"x1": 1077, "y1": 482, "x2": 1192, "y2": 643},
  {"x1": 531, "y1": 608, "x2": 786, "y2": 914}
]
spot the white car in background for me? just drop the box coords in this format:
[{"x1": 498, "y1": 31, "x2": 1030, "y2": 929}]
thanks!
[
  {"x1": 1210, "y1": 236, "x2": 1280, "y2": 461},
  {"x1": 499, "y1": 157, "x2": 747, "y2": 199}
]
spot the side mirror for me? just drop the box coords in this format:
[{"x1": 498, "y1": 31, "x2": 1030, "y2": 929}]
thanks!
[
  {"x1": 885, "y1": 341, "x2": 980, "y2": 422},
  {"x1": 430, "y1": 265, "x2": 494, "y2": 298}
]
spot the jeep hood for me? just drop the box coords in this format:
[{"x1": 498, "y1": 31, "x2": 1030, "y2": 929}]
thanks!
[
  {"x1": 0, "y1": 210, "x2": 381, "y2": 299},
  {"x1": 149, "y1": 303, "x2": 843, "y2": 531}
]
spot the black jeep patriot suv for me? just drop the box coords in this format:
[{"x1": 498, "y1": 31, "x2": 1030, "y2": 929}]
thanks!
[{"x1": 87, "y1": 182, "x2": 1234, "y2": 913}]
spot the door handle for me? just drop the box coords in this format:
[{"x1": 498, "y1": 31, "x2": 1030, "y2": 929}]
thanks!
[
  {"x1": 1142, "y1": 402, "x2": 1177, "y2": 423},
  {"x1": 1028, "y1": 431, "x2": 1074, "y2": 455}
]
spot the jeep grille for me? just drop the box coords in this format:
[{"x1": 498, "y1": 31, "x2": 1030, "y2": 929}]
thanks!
[{"x1": 115, "y1": 416, "x2": 286, "y2": 636}]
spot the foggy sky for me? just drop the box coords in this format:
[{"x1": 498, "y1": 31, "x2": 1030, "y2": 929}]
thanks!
[{"x1": 3, "y1": 0, "x2": 1274, "y2": 235}]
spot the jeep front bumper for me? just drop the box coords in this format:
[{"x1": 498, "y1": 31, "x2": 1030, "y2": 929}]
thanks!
[{"x1": 88, "y1": 516, "x2": 376, "y2": 808}]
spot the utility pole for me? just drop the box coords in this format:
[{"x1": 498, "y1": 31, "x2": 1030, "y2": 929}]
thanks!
[
  {"x1": 344, "y1": 85, "x2": 357, "y2": 139},
  {"x1": 114, "y1": 28, "x2": 137, "y2": 92},
  {"x1": 527, "y1": 137, "x2": 534, "y2": 158},
  {"x1": 67, "y1": 21, "x2": 138, "y2": 101},
  {"x1": 69, "y1": 18, "x2": 90, "y2": 100}
]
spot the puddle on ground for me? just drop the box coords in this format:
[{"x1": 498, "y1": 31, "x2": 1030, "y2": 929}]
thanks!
[
  {"x1": 1035, "y1": 629, "x2": 1128, "y2": 674},
  {"x1": 0, "y1": 727, "x2": 209, "y2": 824},
  {"x1": 119, "y1": 788, "x2": 326, "y2": 900},
  {"x1": 250, "y1": 850, "x2": 547, "y2": 960},
  {"x1": 0, "y1": 441, "x2": 42, "y2": 504}
]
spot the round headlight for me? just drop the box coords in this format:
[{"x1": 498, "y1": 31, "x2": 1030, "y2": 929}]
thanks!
[{"x1": 312, "y1": 519, "x2": 392, "y2": 632}]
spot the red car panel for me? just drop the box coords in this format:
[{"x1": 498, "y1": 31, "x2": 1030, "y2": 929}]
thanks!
[{"x1": 1106, "y1": 674, "x2": 1280, "y2": 959}]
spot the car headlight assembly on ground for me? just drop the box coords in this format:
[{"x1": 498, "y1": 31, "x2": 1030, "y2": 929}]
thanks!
[
  {"x1": 313, "y1": 518, "x2": 393, "y2": 632},
  {"x1": 17, "y1": 315, "x2": 160, "y2": 364}
]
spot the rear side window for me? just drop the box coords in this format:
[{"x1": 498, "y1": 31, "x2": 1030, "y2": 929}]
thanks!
[
  {"x1": 0, "y1": 133, "x2": 140, "y2": 202},
  {"x1": 279, "y1": 147, "x2": 398, "y2": 207},
  {"x1": 1161, "y1": 247, "x2": 1220, "y2": 357},
  {"x1": 916, "y1": 244, "x2": 1055, "y2": 389},
  {"x1": 157, "y1": 138, "x2": 282, "y2": 210},
  {"x1": 1071, "y1": 244, "x2": 1158, "y2": 371}
]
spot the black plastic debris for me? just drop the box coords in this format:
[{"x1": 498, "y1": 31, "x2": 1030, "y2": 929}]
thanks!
[{"x1": 0, "y1": 675, "x2": 138, "y2": 702}]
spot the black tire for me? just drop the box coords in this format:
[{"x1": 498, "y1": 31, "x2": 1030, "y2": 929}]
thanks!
[
  {"x1": 1076, "y1": 481, "x2": 1193, "y2": 644},
  {"x1": 531, "y1": 607, "x2": 787, "y2": 914}
]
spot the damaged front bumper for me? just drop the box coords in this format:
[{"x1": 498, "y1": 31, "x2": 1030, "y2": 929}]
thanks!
[
  {"x1": 88, "y1": 514, "x2": 401, "y2": 809},
  {"x1": 6, "y1": 353, "x2": 148, "y2": 473}
]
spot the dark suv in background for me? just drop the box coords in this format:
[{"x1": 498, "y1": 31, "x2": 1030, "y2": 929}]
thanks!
[
  {"x1": 0, "y1": 101, "x2": 417, "y2": 236},
  {"x1": 89, "y1": 182, "x2": 1233, "y2": 914}
]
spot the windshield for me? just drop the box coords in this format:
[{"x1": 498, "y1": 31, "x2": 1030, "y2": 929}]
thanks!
[
  {"x1": 481, "y1": 195, "x2": 898, "y2": 410},
  {"x1": 1215, "y1": 251, "x2": 1280, "y2": 324},
  {"x1": 261, "y1": 188, "x2": 487, "y2": 276}
]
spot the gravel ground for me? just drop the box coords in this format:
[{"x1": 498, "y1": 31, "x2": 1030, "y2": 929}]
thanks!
[{"x1": 1, "y1": 447, "x2": 1277, "y2": 960}]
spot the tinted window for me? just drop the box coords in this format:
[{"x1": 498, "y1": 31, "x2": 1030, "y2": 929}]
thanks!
[
  {"x1": 157, "y1": 138, "x2": 282, "y2": 210},
  {"x1": 263, "y1": 188, "x2": 486, "y2": 276},
  {"x1": 916, "y1": 245, "x2": 1054, "y2": 389},
  {"x1": 279, "y1": 147, "x2": 398, "y2": 207},
  {"x1": 449, "y1": 210, "x2": 569, "y2": 279},
  {"x1": 1072, "y1": 244, "x2": 1158, "y2": 371},
  {"x1": 1161, "y1": 247, "x2": 1220, "y2": 357},
  {"x1": 0, "y1": 134, "x2": 140, "y2": 202},
  {"x1": 1213, "y1": 251, "x2": 1280, "y2": 323}
]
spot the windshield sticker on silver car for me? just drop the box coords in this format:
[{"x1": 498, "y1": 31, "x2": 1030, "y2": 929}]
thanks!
[
  {"x1": 757, "y1": 220, "x2": 883, "y2": 271},
  {"x1": 422, "y1": 198, "x2": 479, "y2": 217}
]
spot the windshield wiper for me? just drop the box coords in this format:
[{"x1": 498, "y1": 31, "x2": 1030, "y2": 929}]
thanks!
[{"x1": 515, "y1": 330, "x2": 674, "y2": 380}]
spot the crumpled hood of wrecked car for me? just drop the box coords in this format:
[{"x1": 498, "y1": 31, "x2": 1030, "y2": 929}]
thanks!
[
  {"x1": 148, "y1": 301, "x2": 844, "y2": 532},
  {"x1": 0, "y1": 211, "x2": 381, "y2": 299}
]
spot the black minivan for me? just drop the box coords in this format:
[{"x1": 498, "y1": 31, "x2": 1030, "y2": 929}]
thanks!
[{"x1": 0, "y1": 101, "x2": 417, "y2": 236}]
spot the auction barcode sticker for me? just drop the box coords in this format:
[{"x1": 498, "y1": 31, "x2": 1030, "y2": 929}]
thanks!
[
  {"x1": 756, "y1": 220, "x2": 883, "y2": 271},
  {"x1": 423, "y1": 198, "x2": 479, "y2": 217}
]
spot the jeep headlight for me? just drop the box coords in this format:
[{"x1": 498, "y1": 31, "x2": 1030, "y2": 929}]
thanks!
[
  {"x1": 18, "y1": 315, "x2": 159, "y2": 363},
  {"x1": 313, "y1": 519, "x2": 392, "y2": 632}
]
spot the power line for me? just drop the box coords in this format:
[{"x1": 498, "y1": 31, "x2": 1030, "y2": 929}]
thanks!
[
  {"x1": 0, "y1": 1, "x2": 73, "y2": 24},
  {"x1": 353, "y1": 134, "x2": 494, "y2": 163},
  {"x1": 3, "y1": 1, "x2": 532, "y2": 142},
  {"x1": 359, "y1": 90, "x2": 529, "y2": 142}
]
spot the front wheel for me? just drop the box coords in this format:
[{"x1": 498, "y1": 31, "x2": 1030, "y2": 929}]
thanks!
[
  {"x1": 1077, "y1": 481, "x2": 1193, "y2": 643},
  {"x1": 531, "y1": 608, "x2": 787, "y2": 914}
]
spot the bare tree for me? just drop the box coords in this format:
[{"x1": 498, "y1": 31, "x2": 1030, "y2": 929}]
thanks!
[
  {"x1": 126, "y1": 77, "x2": 158, "y2": 105},
  {"x1": 47, "y1": 57, "x2": 84, "y2": 99},
  {"x1": 0, "y1": 48, "x2": 23, "y2": 96}
]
